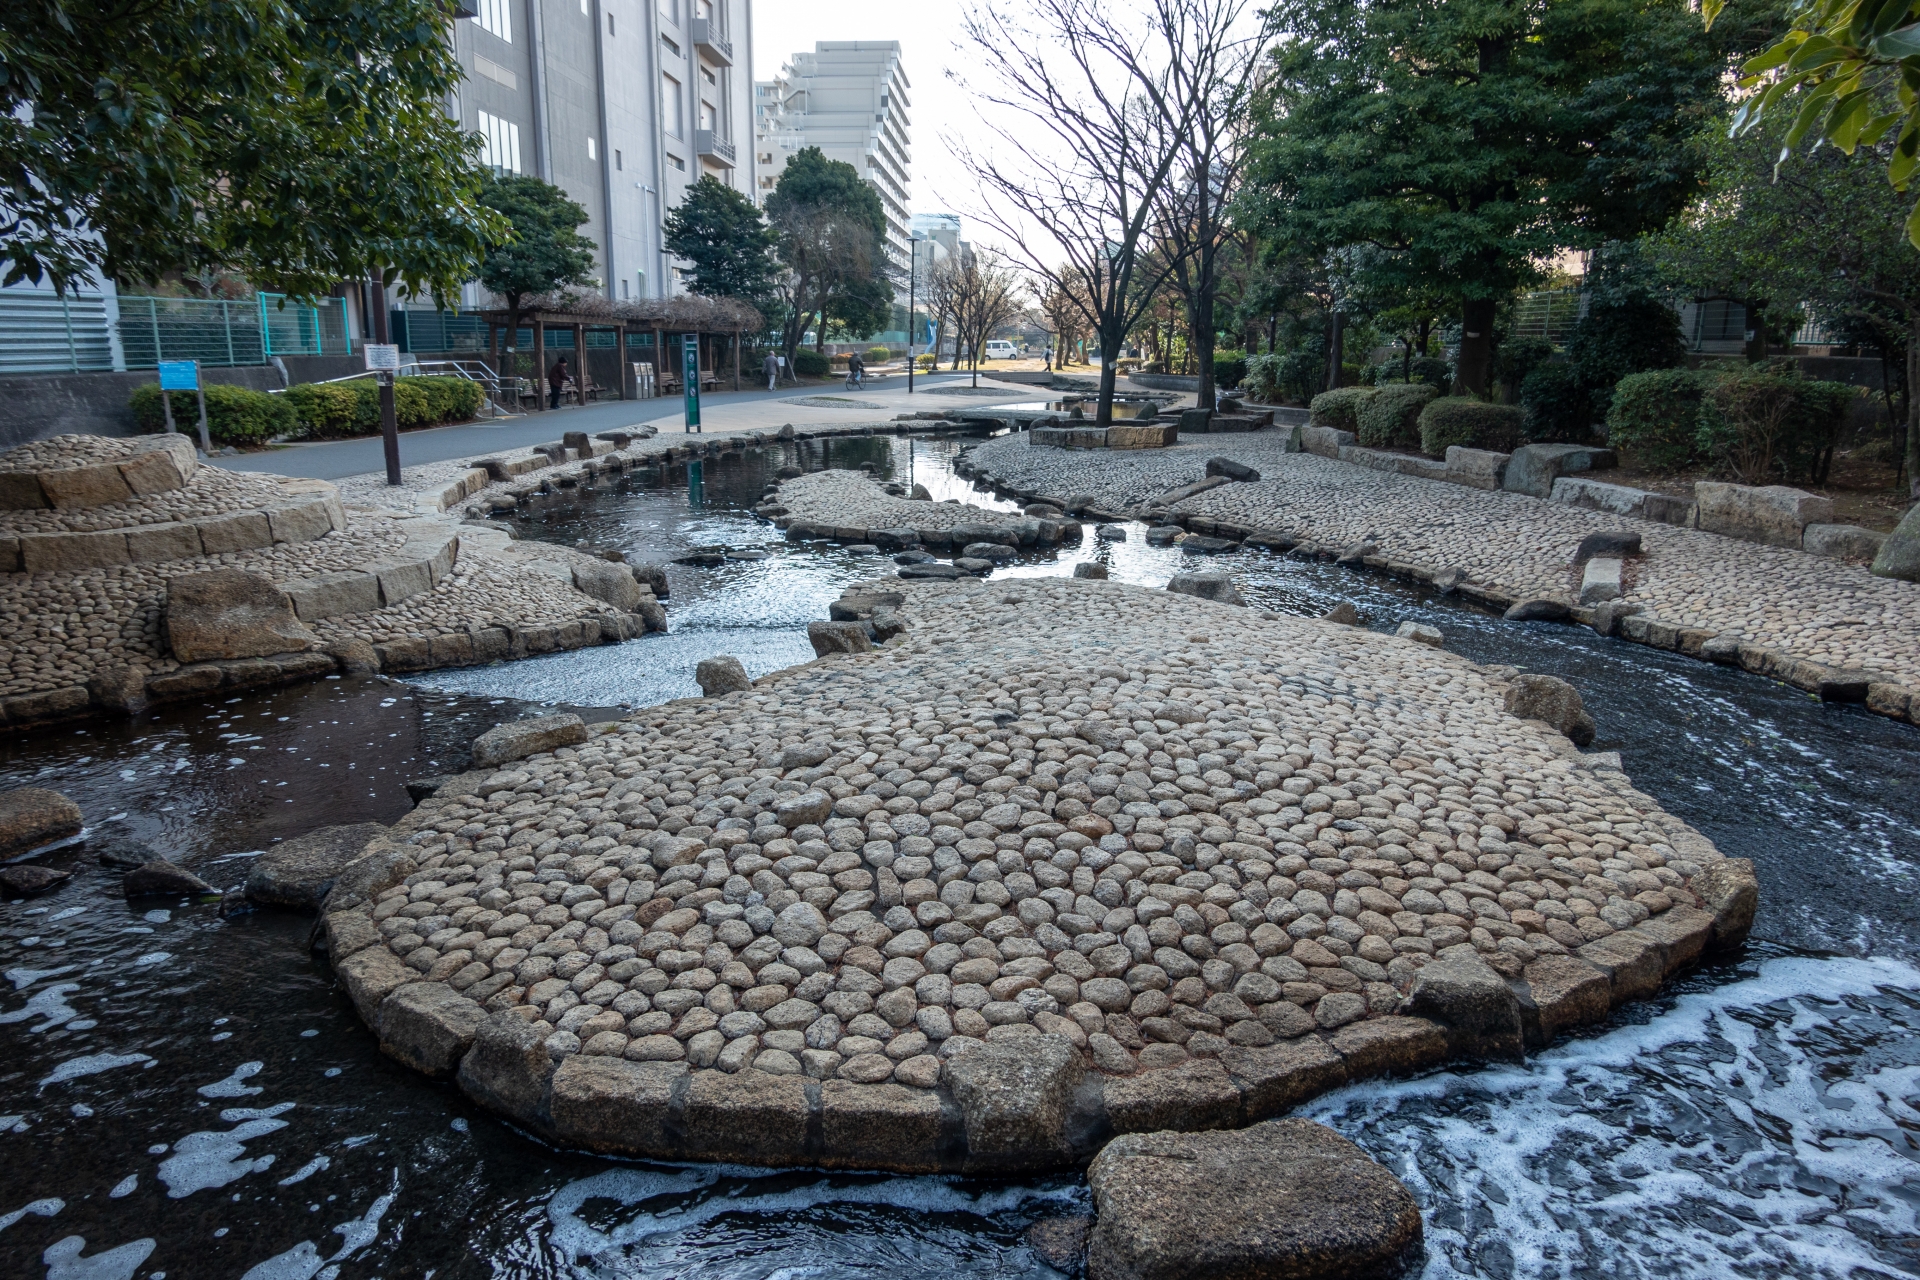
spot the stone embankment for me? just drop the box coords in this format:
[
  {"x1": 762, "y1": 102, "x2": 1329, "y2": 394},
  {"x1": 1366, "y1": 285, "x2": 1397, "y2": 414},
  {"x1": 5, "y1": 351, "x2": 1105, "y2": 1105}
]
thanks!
[
  {"x1": 956, "y1": 432, "x2": 1920, "y2": 728},
  {"x1": 311, "y1": 574, "x2": 1754, "y2": 1175},
  {"x1": 0, "y1": 433, "x2": 668, "y2": 730}
]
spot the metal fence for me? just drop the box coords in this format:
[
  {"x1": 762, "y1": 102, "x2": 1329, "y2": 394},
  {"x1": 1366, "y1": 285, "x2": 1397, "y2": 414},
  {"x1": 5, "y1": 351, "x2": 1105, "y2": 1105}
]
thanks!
[
  {"x1": 116, "y1": 294, "x2": 351, "y2": 368},
  {"x1": 1508, "y1": 288, "x2": 1586, "y2": 347},
  {"x1": 0, "y1": 290, "x2": 117, "y2": 375}
]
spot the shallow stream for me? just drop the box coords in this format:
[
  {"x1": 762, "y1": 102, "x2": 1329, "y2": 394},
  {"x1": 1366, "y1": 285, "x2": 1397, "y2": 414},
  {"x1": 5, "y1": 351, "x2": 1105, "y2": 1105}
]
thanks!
[{"x1": 2, "y1": 434, "x2": 1916, "y2": 1279}]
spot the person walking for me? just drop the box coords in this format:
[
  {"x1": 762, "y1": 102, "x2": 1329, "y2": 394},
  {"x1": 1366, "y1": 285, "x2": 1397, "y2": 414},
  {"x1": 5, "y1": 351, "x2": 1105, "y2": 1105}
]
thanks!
[
  {"x1": 1044, "y1": 345, "x2": 1054, "y2": 372},
  {"x1": 547, "y1": 356, "x2": 568, "y2": 410},
  {"x1": 763, "y1": 351, "x2": 780, "y2": 392},
  {"x1": 845, "y1": 349, "x2": 865, "y2": 390}
]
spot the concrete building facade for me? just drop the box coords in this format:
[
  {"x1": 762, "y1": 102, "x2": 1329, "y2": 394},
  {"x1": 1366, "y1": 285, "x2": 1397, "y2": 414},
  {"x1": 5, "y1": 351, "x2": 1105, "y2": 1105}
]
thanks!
[
  {"x1": 449, "y1": 0, "x2": 757, "y2": 302},
  {"x1": 753, "y1": 42, "x2": 912, "y2": 268}
]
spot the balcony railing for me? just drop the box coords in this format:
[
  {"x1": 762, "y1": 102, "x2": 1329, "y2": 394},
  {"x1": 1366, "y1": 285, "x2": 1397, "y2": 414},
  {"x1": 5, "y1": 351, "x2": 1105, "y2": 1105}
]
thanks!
[
  {"x1": 696, "y1": 130, "x2": 735, "y2": 165},
  {"x1": 692, "y1": 19, "x2": 731, "y2": 65}
]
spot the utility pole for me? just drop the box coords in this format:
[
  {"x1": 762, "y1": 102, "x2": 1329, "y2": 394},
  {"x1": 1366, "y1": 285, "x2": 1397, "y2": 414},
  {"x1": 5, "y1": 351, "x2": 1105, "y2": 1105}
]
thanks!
[
  {"x1": 907, "y1": 233, "x2": 921, "y2": 394},
  {"x1": 369, "y1": 275, "x2": 401, "y2": 485}
]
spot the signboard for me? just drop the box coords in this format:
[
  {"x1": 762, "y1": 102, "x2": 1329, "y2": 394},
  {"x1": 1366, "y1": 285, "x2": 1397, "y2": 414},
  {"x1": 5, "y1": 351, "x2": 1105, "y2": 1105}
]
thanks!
[
  {"x1": 363, "y1": 343, "x2": 401, "y2": 372},
  {"x1": 157, "y1": 360, "x2": 199, "y2": 391},
  {"x1": 681, "y1": 335, "x2": 701, "y2": 432}
]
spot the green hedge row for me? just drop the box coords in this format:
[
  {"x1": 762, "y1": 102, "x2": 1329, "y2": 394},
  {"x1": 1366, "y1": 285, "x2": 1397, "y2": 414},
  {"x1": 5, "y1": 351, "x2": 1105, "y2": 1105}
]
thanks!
[
  {"x1": 1608, "y1": 366, "x2": 1854, "y2": 483},
  {"x1": 1418, "y1": 398, "x2": 1525, "y2": 456},
  {"x1": 282, "y1": 376, "x2": 482, "y2": 438},
  {"x1": 130, "y1": 383, "x2": 295, "y2": 445},
  {"x1": 1356, "y1": 383, "x2": 1437, "y2": 449},
  {"x1": 792, "y1": 350, "x2": 831, "y2": 377}
]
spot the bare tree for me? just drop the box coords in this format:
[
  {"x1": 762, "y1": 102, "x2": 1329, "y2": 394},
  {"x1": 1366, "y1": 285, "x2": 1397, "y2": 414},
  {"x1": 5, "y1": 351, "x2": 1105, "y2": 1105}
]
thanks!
[
  {"x1": 1150, "y1": 0, "x2": 1274, "y2": 409},
  {"x1": 1035, "y1": 269, "x2": 1089, "y2": 367},
  {"x1": 953, "y1": 0, "x2": 1200, "y2": 424},
  {"x1": 951, "y1": 252, "x2": 1026, "y2": 387},
  {"x1": 921, "y1": 254, "x2": 965, "y2": 371}
]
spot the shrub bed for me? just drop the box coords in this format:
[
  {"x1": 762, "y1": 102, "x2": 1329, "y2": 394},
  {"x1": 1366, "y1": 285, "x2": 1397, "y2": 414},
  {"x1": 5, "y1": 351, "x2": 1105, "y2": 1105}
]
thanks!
[
  {"x1": 1355, "y1": 382, "x2": 1437, "y2": 449},
  {"x1": 792, "y1": 350, "x2": 831, "y2": 377},
  {"x1": 865, "y1": 346, "x2": 892, "y2": 364},
  {"x1": 1308, "y1": 386, "x2": 1375, "y2": 431},
  {"x1": 131, "y1": 383, "x2": 296, "y2": 446},
  {"x1": 1520, "y1": 363, "x2": 1593, "y2": 443},
  {"x1": 1605, "y1": 369, "x2": 1709, "y2": 471},
  {"x1": 279, "y1": 375, "x2": 482, "y2": 439},
  {"x1": 1418, "y1": 397, "x2": 1525, "y2": 456}
]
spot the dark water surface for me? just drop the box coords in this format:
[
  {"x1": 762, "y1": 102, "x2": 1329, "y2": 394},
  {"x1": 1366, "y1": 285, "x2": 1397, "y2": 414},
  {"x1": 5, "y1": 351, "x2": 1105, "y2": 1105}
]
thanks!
[{"x1": 3, "y1": 434, "x2": 1917, "y2": 1279}]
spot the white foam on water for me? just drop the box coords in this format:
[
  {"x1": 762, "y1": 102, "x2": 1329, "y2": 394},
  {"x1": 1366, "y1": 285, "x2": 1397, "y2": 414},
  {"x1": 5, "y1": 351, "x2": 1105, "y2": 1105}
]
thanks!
[
  {"x1": 131, "y1": 952, "x2": 170, "y2": 967},
  {"x1": 221, "y1": 1102, "x2": 295, "y2": 1123},
  {"x1": 326, "y1": 1173, "x2": 397, "y2": 1259},
  {"x1": 38, "y1": 1053, "x2": 155, "y2": 1088},
  {"x1": 108, "y1": 1176, "x2": 136, "y2": 1199},
  {"x1": 40, "y1": 1234, "x2": 155, "y2": 1280},
  {"x1": 545, "y1": 1165, "x2": 1082, "y2": 1261},
  {"x1": 1299, "y1": 956, "x2": 1920, "y2": 1280},
  {"x1": 48, "y1": 907, "x2": 85, "y2": 922},
  {"x1": 197, "y1": 1061, "x2": 264, "y2": 1098},
  {"x1": 239, "y1": 1241, "x2": 324, "y2": 1280},
  {"x1": 0, "y1": 1197, "x2": 62, "y2": 1232},
  {"x1": 1, "y1": 981, "x2": 81, "y2": 1031},
  {"x1": 157, "y1": 1117, "x2": 289, "y2": 1198},
  {"x1": 276, "y1": 1155, "x2": 329, "y2": 1186},
  {"x1": 4, "y1": 966, "x2": 72, "y2": 990},
  {"x1": 142, "y1": 911, "x2": 170, "y2": 924}
]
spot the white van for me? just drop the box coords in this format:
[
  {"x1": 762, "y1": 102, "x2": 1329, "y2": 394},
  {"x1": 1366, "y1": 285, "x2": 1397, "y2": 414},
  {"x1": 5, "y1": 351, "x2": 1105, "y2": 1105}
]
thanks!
[{"x1": 982, "y1": 340, "x2": 1018, "y2": 361}]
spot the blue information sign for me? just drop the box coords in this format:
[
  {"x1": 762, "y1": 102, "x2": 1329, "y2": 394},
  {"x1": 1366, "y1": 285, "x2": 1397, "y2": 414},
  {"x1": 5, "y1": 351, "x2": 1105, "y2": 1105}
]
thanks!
[
  {"x1": 682, "y1": 336, "x2": 701, "y2": 432},
  {"x1": 157, "y1": 360, "x2": 199, "y2": 391}
]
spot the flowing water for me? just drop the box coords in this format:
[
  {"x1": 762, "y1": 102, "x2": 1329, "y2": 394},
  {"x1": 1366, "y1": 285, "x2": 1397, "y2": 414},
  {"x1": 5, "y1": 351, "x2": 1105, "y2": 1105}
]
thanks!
[{"x1": 2, "y1": 434, "x2": 1916, "y2": 1279}]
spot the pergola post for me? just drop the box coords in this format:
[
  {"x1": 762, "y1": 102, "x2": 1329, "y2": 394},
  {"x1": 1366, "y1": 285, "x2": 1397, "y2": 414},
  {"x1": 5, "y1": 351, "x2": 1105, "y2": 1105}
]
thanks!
[
  {"x1": 733, "y1": 327, "x2": 741, "y2": 392},
  {"x1": 615, "y1": 323, "x2": 629, "y2": 399},
  {"x1": 572, "y1": 323, "x2": 586, "y2": 403},
  {"x1": 532, "y1": 317, "x2": 546, "y2": 412},
  {"x1": 654, "y1": 323, "x2": 664, "y2": 396}
]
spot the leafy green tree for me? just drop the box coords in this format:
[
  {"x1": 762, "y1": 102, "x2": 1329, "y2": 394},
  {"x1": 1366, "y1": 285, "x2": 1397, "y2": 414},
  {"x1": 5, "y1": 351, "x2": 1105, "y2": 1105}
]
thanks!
[
  {"x1": 1649, "y1": 122, "x2": 1920, "y2": 494},
  {"x1": 0, "y1": 0, "x2": 502, "y2": 298},
  {"x1": 1244, "y1": 0, "x2": 1732, "y2": 395},
  {"x1": 764, "y1": 147, "x2": 892, "y2": 360},
  {"x1": 663, "y1": 175, "x2": 781, "y2": 307},
  {"x1": 477, "y1": 174, "x2": 597, "y2": 383}
]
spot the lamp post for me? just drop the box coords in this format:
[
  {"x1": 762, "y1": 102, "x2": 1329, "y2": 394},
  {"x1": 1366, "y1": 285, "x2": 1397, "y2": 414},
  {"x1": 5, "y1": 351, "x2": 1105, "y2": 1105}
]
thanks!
[{"x1": 907, "y1": 232, "x2": 925, "y2": 394}]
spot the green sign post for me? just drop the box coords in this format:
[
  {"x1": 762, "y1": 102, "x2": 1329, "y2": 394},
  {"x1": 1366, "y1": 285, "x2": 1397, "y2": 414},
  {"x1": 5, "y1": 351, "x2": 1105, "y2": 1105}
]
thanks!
[{"x1": 681, "y1": 335, "x2": 701, "y2": 433}]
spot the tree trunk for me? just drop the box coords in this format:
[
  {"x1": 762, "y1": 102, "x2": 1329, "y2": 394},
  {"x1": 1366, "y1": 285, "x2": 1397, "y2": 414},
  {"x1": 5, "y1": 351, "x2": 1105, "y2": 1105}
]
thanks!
[
  {"x1": 1744, "y1": 301, "x2": 1769, "y2": 364},
  {"x1": 1194, "y1": 288, "x2": 1217, "y2": 410},
  {"x1": 1455, "y1": 297, "x2": 1496, "y2": 396},
  {"x1": 1325, "y1": 312, "x2": 1346, "y2": 390},
  {"x1": 1907, "y1": 319, "x2": 1920, "y2": 499},
  {"x1": 1096, "y1": 329, "x2": 1123, "y2": 424}
]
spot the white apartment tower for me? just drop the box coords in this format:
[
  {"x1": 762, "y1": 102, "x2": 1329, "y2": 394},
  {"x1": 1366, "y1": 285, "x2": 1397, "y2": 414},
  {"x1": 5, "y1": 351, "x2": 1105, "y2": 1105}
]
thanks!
[{"x1": 754, "y1": 42, "x2": 912, "y2": 268}]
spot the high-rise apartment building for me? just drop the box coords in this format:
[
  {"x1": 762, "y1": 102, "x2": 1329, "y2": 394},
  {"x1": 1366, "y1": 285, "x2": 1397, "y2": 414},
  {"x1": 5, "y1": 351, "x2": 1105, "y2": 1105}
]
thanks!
[
  {"x1": 449, "y1": 0, "x2": 757, "y2": 301},
  {"x1": 753, "y1": 42, "x2": 912, "y2": 268}
]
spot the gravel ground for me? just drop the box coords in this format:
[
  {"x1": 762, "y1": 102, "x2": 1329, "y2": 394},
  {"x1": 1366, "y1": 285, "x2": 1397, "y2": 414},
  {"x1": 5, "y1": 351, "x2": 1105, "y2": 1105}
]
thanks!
[
  {"x1": 962, "y1": 433, "x2": 1920, "y2": 686},
  {"x1": 365, "y1": 576, "x2": 1718, "y2": 1089},
  {"x1": 0, "y1": 467, "x2": 304, "y2": 534}
]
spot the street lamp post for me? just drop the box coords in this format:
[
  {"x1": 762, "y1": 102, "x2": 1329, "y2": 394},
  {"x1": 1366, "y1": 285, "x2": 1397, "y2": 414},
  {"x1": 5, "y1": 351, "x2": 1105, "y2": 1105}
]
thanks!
[{"x1": 907, "y1": 232, "x2": 924, "y2": 394}]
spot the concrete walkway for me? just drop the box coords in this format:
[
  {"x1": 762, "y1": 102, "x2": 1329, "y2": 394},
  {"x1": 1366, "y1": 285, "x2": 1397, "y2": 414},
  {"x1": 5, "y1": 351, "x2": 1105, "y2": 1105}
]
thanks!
[{"x1": 215, "y1": 372, "x2": 1045, "y2": 481}]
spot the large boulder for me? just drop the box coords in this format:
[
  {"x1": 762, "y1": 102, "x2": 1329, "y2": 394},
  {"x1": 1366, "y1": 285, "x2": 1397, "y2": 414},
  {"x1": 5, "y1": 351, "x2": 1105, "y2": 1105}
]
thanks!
[
  {"x1": 244, "y1": 822, "x2": 390, "y2": 910},
  {"x1": 0, "y1": 864, "x2": 72, "y2": 897},
  {"x1": 807, "y1": 621, "x2": 873, "y2": 656},
  {"x1": 1871, "y1": 502, "x2": 1920, "y2": 582},
  {"x1": 164, "y1": 568, "x2": 316, "y2": 663},
  {"x1": 1400, "y1": 949, "x2": 1523, "y2": 1058},
  {"x1": 1086, "y1": 1119, "x2": 1423, "y2": 1280},
  {"x1": 1503, "y1": 444, "x2": 1616, "y2": 500},
  {"x1": 123, "y1": 860, "x2": 216, "y2": 898},
  {"x1": 1204, "y1": 457, "x2": 1260, "y2": 482},
  {"x1": 471, "y1": 713, "x2": 588, "y2": 767},
  {"x1": 0, "y1": 786, "x2": 82, "y2": 856},
  {"x1": 940, "y1": 1034, "x2": 1085, "y2": 1171},
  {"x1": 1694, "y1": 482, "x2": 1833, "y2": 548},
  {"x1": 572, "y1": 559, "x2": 643, "y2": 610},
  {"x1": 1166, "y1": 572, "x2": 1244, "y2": 606},
  {"x1": 1503, "y1": 673, "x2": 1596, "y2": 746},
  {"x1": 695, "y1": 655, "x2": 752, "y2": 696}
]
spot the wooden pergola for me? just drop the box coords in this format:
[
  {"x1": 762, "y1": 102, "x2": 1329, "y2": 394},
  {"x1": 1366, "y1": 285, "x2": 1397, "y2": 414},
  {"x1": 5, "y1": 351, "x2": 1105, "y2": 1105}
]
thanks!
[{"x1": 476, "y1": 294, "x2": 766, "y2": 411}]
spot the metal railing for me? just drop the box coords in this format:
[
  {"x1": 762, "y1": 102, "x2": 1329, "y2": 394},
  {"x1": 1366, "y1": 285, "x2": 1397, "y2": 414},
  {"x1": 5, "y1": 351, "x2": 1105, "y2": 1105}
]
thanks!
[
  {"x1": 1508, "y1": 288, "x2": 1586, "y2": 347},
  {"x1": 0, "y1": 290, "x2": 116, "y2": 374},
  {"x1": 116, "y1": 294, "x2": 352, "y2": 368}
]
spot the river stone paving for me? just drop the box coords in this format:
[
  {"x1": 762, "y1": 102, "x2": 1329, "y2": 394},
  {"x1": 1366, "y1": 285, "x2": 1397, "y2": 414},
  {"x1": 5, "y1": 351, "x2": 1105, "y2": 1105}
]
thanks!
[
  {"x1": 0, "y1": 464, "x2": 300, "y2": 534},
  {"x1": 768, "y1": 469, "x2": 1032, "y2": 537},
  {"x1": 959, "y1": 433, "x2": 1920, "y2": 691},
  {"x1": 324, "y1": 575, "x2": 1752, "y2": 1169}
]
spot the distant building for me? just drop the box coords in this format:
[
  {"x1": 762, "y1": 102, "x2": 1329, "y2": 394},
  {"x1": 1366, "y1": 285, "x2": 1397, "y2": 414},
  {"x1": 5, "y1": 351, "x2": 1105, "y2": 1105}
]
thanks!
[
  {"x1": 910, "y1": 212, "x2": 969, "y2": 269},
  {"x1": 754, "y1": 42, "x2": 912, "y2": 268},
  {"x1": 450, "y1": 0, "x2": 757, "y2": 301}
]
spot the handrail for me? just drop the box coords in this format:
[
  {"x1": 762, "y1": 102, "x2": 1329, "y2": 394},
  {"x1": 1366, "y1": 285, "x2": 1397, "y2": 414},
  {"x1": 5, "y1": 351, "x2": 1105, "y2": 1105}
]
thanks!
[{"x1": 267, "y1": 358, "x2": 521, "y2": 418}]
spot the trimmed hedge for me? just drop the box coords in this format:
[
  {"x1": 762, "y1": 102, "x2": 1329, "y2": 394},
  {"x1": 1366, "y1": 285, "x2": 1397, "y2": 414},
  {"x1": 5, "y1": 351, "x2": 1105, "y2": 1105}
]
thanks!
[
  {"x1": 1211, "y1": 348, "x2": 1248, "y2": 388},
  {"x1": 1308, "y1": 386, "x2": 1375, "y2": 431},
  {"x1": 865, "y1": 345, "x2": 892, "y2": 364},
  {"x1": 283, "y1": 376, "x2": 482, "y2": 438},
  {"x1": 792, "y1": 350, "x2": 831, "y2": 377},
  {"x1": 1520, "y1": 362, "x2": 1592, "y2": 443},
  {"x1": 1355, "y1": 382, "x2": 1437, "y2": 449},
  {"x1": 1605, "y1": 369, "x2": 1709, "y2": 471},
  {"x1": 1418, "y1": 397, "x2": 1525, "y2": 457},
  {"x1": 130, "y1": 382, "x2": 296, "y2": 446}
]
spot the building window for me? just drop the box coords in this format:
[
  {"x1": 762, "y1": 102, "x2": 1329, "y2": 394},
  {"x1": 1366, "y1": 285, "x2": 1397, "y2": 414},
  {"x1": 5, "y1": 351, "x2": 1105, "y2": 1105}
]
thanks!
[
  {"x1": 699, "y1": 101, "x2": 716, "y2": 131},
  {"x1": 615, "y1": 149, "x2": 623, "y2": 170},
  {"x1": 660, "y1": 0, "x2": 677, "y2": 24},
  {"x1": 666, "y1": 153, "x2": 686, "y2": 171},
  {"x1": 476, "y1": 0, "x2": 511, "y2": 42},
  {"x1": 478, "y1": 111, "x2": 521, "y2": 174},
  {"x1": 621, "y1": 278, "x2": 630, "y2": 299},
  {"x1": 608, "y1": 12, "x2": 615, "y2": 35},
  {"x1": 663, "y1": 74, "x2": 684, "y2": 136},
  {"x1": 701, "y1": 65, "x2": 716, "y2": 88},
  {"x1": 587, "y1": 136, "x2": 597, "y2": 161}
]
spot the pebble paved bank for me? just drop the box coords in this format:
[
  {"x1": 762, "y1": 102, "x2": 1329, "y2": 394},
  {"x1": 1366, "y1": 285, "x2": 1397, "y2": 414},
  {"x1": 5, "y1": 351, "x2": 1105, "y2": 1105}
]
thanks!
[
  {"x1": 323, "y1": 576, "x2": 1756, "y2": 1170},
  {"x1": 956, "y1": 433, "x2": 1920, "y2": 721}
]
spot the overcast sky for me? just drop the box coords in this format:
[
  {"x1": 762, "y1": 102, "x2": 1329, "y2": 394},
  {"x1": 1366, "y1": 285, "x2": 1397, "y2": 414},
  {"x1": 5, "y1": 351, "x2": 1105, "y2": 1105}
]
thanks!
[{"x1": 749, "y1": 2, "x2": 1003, "y2": 247}]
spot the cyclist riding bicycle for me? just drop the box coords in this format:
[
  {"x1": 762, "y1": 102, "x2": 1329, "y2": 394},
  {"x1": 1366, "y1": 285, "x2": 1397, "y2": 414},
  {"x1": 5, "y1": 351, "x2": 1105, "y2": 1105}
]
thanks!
[{"x1": 845, "y1": 350, "x2": 866, "y2": 389}]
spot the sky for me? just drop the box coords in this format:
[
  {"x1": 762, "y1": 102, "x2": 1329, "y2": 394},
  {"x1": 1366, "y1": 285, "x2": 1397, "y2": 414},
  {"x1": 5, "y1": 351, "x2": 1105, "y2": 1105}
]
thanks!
[{"x1": 748, "y1": 1, "x2": 1005, "y2": 249}]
